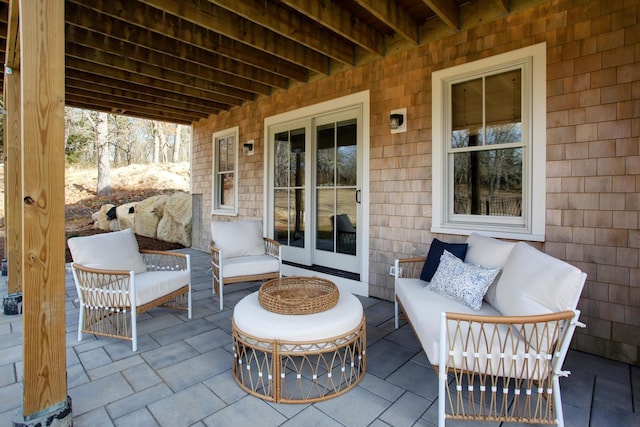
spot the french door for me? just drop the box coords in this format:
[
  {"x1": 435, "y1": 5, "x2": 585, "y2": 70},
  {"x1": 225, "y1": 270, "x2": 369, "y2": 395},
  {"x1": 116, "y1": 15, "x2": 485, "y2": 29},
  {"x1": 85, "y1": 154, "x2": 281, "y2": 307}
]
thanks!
[{"x1": 270, "y1": 108, "x2": 361, "y2": 274}]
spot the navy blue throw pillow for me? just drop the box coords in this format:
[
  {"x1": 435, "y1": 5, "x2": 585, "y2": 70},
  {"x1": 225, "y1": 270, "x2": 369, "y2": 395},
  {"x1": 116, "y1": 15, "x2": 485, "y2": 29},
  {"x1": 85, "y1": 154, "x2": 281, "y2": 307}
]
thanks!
[{"x1": 419, "y1": 238, "x2": 468, "y2": 282}]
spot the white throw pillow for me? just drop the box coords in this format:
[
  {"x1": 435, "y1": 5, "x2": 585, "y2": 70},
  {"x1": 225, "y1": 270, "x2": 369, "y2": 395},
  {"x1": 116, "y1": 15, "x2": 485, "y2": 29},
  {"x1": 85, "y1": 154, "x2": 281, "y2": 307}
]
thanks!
[
  {"x1": 464, "y1": 233, "x2": 516, "y2": 307},
  {"x1": 427, "y1": 250, "x2": 500, "y2": 311},
  {"x1": 493, "y1": 242, "x2": 585, "y2": 316},
  {"x1": 211, "y1": 220, "x2": 265, "y2": 259},
  {"x1": 67, "y1": 228, "x2": 147, "y2": 274}
]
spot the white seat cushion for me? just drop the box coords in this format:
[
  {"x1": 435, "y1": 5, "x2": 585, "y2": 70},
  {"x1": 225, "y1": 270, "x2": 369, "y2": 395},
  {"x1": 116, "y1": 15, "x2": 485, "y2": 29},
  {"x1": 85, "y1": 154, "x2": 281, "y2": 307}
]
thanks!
[
  {"x1": 233, "y1": 290, "x2": 363, "y2": 343},
  {"x1": 67, "y1": 229, "x2": 147, "y2": 274},
  {"x1": 396, "y1": 278, "x2": 501, "y2": 366},
  {"x1": 133, "y1": 270, "x2": 190, "y2": 307},
  {"x1": 222, "y1": 254, "x2": 279, "y2": 278},
  {"x1": 211, "y1": 220, "x2": 265, "y2": 258}
]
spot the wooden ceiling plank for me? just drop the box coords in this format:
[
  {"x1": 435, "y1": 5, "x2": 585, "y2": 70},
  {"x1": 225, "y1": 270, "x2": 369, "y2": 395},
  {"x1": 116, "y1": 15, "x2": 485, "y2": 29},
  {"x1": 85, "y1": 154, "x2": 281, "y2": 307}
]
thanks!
[
  {"x1": 65, "y1": 76, "x2": 221, "y2": 116},
  {"x1": 66, "y1": 25, "x2": 273, "y2": 96},
  {"x1": 494, "y1": 0, "x2": 510, "y2": 14},
  {"x1": 65, "y1": 2, "x2": 291, "y2": 88},
  {"x1": 65, "y1": 56, "x2": 240, "y2": 108},
  {"x1": 65, "y1": 89, "x2": 211, "y2": 121},
  {"x1": 65, "y1": 98, "x2": 197, "y2": 125},
  {"x1": 280, "y1": 0, "x2": 384, "y2": 56},
  {"x1": 208, "y1": 0, "x2": 356, "y2": 65},
  {"x1": 66, "y1": 70, "x2": 229, "y2": 112},
  {"x1": 65, "y1": 43, "x2": 255, "y2": 103},
  {"x1": 352, "y1": 0, "x2": 419, "y2": 45},
  {"x1": 77, "y1": 0, "x2": 328, "y2": 76},
  {"x1": 422, "y1": 0, "x2": 460, "y2": 30}
]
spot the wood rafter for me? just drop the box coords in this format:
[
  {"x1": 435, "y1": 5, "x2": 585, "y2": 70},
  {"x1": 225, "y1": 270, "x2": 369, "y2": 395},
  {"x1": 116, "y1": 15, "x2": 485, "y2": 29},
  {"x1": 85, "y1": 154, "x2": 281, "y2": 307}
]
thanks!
[{"x1": 0, "y1": 0, "x2": 522, "y2": 124}]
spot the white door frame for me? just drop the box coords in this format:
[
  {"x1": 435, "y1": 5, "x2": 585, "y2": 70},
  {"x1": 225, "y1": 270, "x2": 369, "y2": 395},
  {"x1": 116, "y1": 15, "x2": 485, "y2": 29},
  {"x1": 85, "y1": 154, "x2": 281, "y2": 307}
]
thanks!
[{"x1": 264, "y1": 91, "x2": 370, "y2": 296}]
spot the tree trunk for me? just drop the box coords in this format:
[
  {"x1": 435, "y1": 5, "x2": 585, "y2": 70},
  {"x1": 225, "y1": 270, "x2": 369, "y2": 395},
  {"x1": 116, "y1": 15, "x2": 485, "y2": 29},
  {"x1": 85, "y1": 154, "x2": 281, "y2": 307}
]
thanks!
[
  {"x1": 173, "y1": 124, "x2": 183, "y2": 162},
  {"x1": 96, "y1": 112, "x2": 111, "y2": 196}
]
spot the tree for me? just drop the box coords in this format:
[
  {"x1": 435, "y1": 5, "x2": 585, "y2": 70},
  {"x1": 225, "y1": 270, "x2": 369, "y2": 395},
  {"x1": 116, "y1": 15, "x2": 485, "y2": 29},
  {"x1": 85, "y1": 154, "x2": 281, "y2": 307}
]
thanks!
[{"x1": 96, "y1": 112, "x2": 111, "y2": 196}]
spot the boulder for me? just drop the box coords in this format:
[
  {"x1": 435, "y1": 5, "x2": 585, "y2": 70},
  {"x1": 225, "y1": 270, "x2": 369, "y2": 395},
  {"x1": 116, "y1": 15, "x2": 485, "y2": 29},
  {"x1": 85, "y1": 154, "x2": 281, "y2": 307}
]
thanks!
[
  {"x1": 116, "y1": 202, "x2": 137, "y2": 232},
  {"x1": 92, "y1": 204, "x2": 119, "y2": 231},
  {"x1": 134, "y1": 195, "x2": 169, "y2": 238},
  {"x1": 157, "y1": 192, "x2": 192, "y2": 247}
]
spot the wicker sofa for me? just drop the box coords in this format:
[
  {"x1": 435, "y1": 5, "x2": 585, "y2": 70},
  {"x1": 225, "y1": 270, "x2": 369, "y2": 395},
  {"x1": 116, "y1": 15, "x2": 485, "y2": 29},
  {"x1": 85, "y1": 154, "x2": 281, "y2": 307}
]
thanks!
[{"x1": 394, "y1": 233, "x2": 587, "y2": 427}]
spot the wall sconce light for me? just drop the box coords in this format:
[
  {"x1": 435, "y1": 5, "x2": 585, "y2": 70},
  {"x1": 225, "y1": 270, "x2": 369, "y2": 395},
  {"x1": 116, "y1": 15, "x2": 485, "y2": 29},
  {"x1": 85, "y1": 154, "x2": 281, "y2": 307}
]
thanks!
[
  {"x1": 243, "y1": 140, "x2": 255, "y2": 156},
  {"x1": 390, "y1": 108, "x2": 407, "y2": 134}
]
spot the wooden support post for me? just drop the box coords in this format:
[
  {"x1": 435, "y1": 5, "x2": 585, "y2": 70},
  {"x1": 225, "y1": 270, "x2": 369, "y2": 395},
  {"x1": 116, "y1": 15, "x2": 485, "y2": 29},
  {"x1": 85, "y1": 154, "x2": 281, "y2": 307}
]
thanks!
[
  {"x1": 4, "y1": 68, "x2": 22, "y2": 296},
  {"x1": 16, "y1": 0, "x2": 70, "y2": 423}
]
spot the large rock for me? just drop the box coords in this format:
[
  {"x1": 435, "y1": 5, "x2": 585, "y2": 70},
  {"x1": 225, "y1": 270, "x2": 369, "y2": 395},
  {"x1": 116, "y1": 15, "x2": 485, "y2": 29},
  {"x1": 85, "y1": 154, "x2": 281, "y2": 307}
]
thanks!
[
  {"x1": 134, "y1": 195, "x2": 169, "y2": 238},
  {"x1": 92, "y1": 204, "x2": 119, "y2": 231},
  {"x1": 116, "y1": 202, "x2": 137, "y2": 232},
  {"x1": 157, "y1": 192, "x2": 192, "y2": 247}
]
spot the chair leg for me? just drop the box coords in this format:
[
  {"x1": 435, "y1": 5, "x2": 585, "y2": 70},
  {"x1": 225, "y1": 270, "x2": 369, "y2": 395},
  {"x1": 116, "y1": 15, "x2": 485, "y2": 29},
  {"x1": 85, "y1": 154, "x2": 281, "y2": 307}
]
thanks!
[
  {"x1": 77, "y1": 305, "x2": 84, "y2": 342},
  {"x1": 219, "y1": 283, "x2": 224, "y2": 310},
  {"x1": 188, "y1": 286, "x2": 192, "y2": 319},
  {"x1": 131, "y1": 309, "x2": 138, "y2": 352},
  {"x1": 553, "y1": 376, "x2": 565, "y2": 427},
  {"x1": 394, "y1": 299, "x2": 399, "y2": 330}
]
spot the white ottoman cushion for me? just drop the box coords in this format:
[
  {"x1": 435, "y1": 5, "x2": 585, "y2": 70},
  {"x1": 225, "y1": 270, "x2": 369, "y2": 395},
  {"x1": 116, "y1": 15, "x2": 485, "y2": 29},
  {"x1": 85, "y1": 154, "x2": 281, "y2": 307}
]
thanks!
[{"x1": 234, "y1": 291, "x2": 363, "y2": 343}]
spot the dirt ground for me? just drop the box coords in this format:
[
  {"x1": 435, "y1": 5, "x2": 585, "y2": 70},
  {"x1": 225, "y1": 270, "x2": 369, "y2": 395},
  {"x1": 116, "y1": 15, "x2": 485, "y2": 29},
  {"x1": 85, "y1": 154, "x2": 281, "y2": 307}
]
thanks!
[{"x1": 0, "y1": 162, "x2": 191, "y2": 263}]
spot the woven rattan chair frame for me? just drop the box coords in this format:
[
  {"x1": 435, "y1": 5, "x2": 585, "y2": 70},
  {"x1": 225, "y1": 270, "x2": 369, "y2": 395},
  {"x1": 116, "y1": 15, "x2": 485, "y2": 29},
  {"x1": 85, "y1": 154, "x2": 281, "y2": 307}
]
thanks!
[
  {"x1": 394, "y1": 257, "x2": 585, "y2": 427},
  {"x1": 72, "y1": 250, "x2": 191, "y2": 351},
  {"x1": 232, "y1": 315, "x2": 366, "y2": 403},
  {"x1": 209, "y1": 238, "x2": 281, "y2": 310}
]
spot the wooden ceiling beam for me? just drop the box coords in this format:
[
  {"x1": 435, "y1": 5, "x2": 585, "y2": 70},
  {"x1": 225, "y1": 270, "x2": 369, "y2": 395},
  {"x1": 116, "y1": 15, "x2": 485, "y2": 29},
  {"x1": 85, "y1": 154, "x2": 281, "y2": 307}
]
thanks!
[
  {"x1": 494, "y1": 0, "x2": 510, "y2": 14},
  {"x1": 66, "y1": 69, "x2": 229, "y2": 113},
  {"x1": 65, "y1": 2, "x2": 291, "y2": 89},
  {"x1": 65, "y1": 43, "x2": 255, "y2": 104},
  {"x1": 66, "y1": 25, "x2": 273, "y2": 96},
  {"x1": 64, "y1": 88, "x2": 211, "y2": 122},
  {"x1": 65, "y1": 56, "x2": 242, "y2": 108},
  {"x1": 65, "y1": 76, "x2": 222, "y2": 116},
  {"x1": 280, "y1": 0, "x2": 384, "y2": 57},
  {"x1": 208, "y1": 0, "x2": 356, "y2": 65},
  {"x1": 422, "y1": 0, "x2": 460, "y2": 30},
  {"x1": 352, "y1": 0, "x2": 419, "y2": 45},
  {"x1": 65, "y1": 97, "x2": 197, "y2": 125},
  {"x1": 76, "y1": 0, "x2": 327, "y2": 76}
]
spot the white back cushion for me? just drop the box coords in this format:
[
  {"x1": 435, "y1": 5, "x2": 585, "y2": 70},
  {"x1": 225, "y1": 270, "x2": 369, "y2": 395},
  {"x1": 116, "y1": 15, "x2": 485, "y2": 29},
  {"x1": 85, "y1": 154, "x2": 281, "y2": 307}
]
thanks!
[
  {"x1": 211, "y1": 220, "x2": 265, "y2": 259},
  {"x1": 464, "y1": 233, "x2": 516, "y2": 307},
  {"x1": 67, "y1": 229, "x2": 147, "y2": 274},
  {"x1": 494, "y1": 242, "x2": 585, "y2": 316}
]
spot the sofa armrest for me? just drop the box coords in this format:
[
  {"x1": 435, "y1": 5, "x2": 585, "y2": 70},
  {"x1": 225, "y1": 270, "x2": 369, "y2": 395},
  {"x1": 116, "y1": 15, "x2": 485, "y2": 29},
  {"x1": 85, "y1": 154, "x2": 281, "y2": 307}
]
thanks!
[
  {"x1": 263, "y1": 237, "x2": 281, "y2": 259},
  {"x1": 394, "y1": 257, "x2": 426, "y2": 280}
]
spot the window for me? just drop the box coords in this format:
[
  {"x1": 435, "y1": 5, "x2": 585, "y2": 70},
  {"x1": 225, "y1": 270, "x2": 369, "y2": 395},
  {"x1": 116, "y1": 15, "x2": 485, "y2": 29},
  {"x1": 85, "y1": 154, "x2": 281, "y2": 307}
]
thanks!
[
  {"x1": 432, "y1": 43, "x2": 546, "y2": 241},
  {"x1": 212, "y1": 127, "x2": 238, "y2": 215}
]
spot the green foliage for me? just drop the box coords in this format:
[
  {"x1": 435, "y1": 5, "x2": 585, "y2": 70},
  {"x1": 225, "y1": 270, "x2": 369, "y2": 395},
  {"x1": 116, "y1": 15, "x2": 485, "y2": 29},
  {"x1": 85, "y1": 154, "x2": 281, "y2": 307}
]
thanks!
[{"x1": 65, "y1": 132, "x2": 92, "y2": 165}]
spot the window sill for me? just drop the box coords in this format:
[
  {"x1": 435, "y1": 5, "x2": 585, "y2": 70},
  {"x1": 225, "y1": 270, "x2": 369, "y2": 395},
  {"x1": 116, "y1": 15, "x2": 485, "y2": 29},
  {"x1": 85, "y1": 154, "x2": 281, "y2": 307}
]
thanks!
[{"x1": 431, "y1": 226, "x2": 545, "y2": 242}]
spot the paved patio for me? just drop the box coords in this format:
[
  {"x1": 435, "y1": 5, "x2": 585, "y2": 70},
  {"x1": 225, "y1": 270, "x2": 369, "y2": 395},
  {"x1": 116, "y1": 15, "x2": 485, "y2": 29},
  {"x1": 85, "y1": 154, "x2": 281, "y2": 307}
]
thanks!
[{"x1": 1, "y1": 247, "x2": 638, "y2": 426}]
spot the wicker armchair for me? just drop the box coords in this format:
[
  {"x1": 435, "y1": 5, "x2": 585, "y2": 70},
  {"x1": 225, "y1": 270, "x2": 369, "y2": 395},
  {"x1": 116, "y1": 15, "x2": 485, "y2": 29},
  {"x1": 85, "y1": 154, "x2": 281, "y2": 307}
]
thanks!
[
  {"x1": 210, "y1": 220, "x2": 281, "y2": 310},
  {"x1": 68, "y1": 229, "x2": 191, "y2": 351}
]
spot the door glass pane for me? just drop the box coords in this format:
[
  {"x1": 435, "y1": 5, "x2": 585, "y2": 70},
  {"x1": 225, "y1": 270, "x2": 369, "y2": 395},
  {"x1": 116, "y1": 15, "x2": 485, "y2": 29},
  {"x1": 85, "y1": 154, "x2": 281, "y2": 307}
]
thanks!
[
  {"x1": 336, "y1": 188, "x2": 357, "y2": 255},
  {"x1": 336, "y1": 119, "x2": 357, "y2": 186},
  {"x1": 273, "y1": 128, "x2": 305, "y2": 248},
  {"x1": 453, "y1": 148, "x2": 523, "y2": 216},
  {"x1": 316, "y1": 188, "x2": 335, "y2": 252},
  {"x1": 316, "y1": 123, "x2": 335, "y2": 186}
]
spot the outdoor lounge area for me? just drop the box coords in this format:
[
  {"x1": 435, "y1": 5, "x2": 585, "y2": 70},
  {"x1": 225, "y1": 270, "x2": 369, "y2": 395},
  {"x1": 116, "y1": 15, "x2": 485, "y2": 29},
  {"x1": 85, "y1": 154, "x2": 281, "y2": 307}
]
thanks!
[{"x1": 1, "y1": 248, "x2": 638, "y2": 426}]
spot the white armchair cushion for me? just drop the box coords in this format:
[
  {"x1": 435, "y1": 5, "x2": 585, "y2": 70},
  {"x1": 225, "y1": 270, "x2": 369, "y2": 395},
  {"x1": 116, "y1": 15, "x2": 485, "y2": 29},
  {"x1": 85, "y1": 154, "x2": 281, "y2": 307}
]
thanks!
[
  {"x1": 134, "y1": 270, "x2": 191, "y2": 306},
  {"x1": 68, "y1": 229, "x2": 147, "y2": 274},
  {"x1": 464, "y1": 233, "x2": 516, "y2": 307},
  {"x1": 211, "y1": 220, "x2": 265, "y2": 259},
  {"x1": 222, "y1": 255, "x2": 280, "y2": 278},
  {"x1": 494, "y1": 242, "x2": 584, "y2": 316}
]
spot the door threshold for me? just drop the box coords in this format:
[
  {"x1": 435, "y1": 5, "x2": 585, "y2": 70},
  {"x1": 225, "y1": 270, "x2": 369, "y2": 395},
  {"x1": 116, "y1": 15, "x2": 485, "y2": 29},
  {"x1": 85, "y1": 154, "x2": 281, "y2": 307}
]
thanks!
[{"x1": 283, "y1": 261, "x2": 360, "y2": 282}]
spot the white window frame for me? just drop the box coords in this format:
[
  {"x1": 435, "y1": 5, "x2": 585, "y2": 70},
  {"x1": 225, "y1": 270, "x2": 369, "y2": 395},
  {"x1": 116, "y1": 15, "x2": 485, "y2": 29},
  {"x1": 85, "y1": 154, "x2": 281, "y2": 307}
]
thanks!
[
  {"x1": 212, "y1": 126, "x2": 239, "y2": 215},
  {"x1": 432, "y1": 43, "x2": 546, "y2": 241}
]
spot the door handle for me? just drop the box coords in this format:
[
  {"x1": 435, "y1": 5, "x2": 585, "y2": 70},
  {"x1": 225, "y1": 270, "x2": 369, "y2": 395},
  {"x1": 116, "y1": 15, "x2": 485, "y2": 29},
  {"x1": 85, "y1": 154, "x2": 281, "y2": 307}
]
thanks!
[{"x1": 356, "y1": 189, "x2": 361, "y2": 204}]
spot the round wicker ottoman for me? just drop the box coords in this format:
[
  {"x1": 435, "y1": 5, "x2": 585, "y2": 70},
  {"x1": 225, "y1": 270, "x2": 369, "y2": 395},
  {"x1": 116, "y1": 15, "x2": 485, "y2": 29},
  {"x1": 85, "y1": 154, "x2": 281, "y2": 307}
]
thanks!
[{"x1": 231, "y1": 283, "x2": 366, "y2": 403}]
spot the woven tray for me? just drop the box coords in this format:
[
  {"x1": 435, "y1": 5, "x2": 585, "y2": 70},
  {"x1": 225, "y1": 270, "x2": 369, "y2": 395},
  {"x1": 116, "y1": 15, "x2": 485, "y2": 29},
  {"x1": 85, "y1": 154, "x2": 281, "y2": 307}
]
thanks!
[{"x1": 258, "y1": 277, "x2": 339, "y2": 315}]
